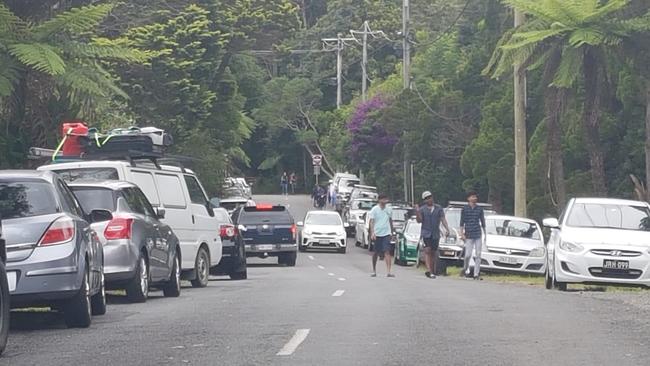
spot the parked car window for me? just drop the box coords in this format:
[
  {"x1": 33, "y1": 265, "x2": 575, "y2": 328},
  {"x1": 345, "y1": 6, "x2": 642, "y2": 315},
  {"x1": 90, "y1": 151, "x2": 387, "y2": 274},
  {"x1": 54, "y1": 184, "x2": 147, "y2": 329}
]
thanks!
[
  {"x1": 486, "y1": 219, "x2": 541, "y2": 240},
  {"x1": 53, "y1": 168, "x2": 119, "y2": 182},
  {"x1": 131, "y1": 171, "x2": 160, "y2": 206},
  {"x1": 567, "y1": 203, "x2": 650, "y2": 231},
  {"x1": 122, "y1": 188, "x2": 146, "y2": 215},
  {"x1": 70, "y1": 187, "x2": 116, "y2": 215},
  {"x1": 155, "y1": 173, "x2": 186, "y2": 208},
  {"x1": 352, "y1": 200, "x2": 375, "y2": 210},
  {"x1": 0, "y1": 181, "x2": 57, "y2": 219},
  {"x1": 133, "y1": 187, "x2": 157, "y2": 217},
  {"x1": 305, "y1": 214, "x2": 342, "y2": 226},
  {"x1": 214, "y1": 209, "x2": 231, "y2": 223},
  {"x1": 184, "y1": 175, "x2": 208, "y2": 205},
  {"x1": 56, "y1": 179, "x2": 83, "y2": 216}
]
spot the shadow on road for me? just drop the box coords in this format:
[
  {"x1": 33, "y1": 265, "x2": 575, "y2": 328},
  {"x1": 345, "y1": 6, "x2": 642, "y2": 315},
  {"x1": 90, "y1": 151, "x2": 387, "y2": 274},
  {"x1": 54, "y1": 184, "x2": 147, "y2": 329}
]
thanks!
[{"x1": 10, "y1": 311, "x2": 66, "y2": 331}]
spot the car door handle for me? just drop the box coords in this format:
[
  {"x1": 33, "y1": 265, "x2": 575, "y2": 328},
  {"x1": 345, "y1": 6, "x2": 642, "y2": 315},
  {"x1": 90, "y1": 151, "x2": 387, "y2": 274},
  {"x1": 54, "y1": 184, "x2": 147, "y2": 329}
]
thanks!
[{"x1": 192, "y1": 214, "x2": 195, "y2": 224}]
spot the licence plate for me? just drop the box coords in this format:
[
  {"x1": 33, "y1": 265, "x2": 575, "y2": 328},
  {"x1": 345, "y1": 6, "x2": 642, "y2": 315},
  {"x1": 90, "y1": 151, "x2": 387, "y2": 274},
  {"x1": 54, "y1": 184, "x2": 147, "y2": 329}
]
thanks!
[
  {"x1": 498, "y1": 256, "x2": 519, "y2": 264},
  {"x1": 603, "y1": 259, "x2": 629, "y2": 270},
  {"x1": 319, "y1": 240, "x2": 330, "y2": 245},
  {"x1": 6, "y1": 271, "x2": 17, "y2": 292},
  {"x1": 441, "y1": 251, "x2": 455, "y2": 257},
  {"x1": 256, "y1": 245, "x2": 273, "y2": 251}
]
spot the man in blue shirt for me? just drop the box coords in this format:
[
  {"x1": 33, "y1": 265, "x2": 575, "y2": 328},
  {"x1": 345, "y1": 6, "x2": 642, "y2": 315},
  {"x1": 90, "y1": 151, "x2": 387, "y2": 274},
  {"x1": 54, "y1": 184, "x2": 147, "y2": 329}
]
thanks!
[
  {"x1": 368, "y1": 194, "x2": 395, "y2": 277},
  {"x1": 415, "y1": 191, "x2": 450, "y2": 279},
  {"x1": 460, "y1": 191, "x2": 486, "y2": 280}
]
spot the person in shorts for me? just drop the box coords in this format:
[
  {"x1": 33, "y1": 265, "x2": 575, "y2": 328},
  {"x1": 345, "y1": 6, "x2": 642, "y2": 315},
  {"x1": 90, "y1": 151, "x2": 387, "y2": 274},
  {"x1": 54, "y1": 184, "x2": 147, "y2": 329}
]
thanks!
[
  {"x1": 415, "y1": 191, "x2": 450, "y2": 279},
  {"x1": 368, "y1": 194, "x2": 396, "y2": 277}
]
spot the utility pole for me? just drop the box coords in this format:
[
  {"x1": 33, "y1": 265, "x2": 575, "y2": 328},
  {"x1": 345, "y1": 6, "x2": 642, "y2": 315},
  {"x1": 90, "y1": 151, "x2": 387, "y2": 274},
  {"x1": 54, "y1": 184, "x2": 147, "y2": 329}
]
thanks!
[
  {"x1": 350, "y1": 22, "x2": 391, "y2": 102},
  {"x1": 402, "y1": 0, "x2": 411, "y2": 90},
  {"x1": 513, "y1": 10, "x2": 527, "y2": 216},
  {"x1": 322, "y1": 34, "x2": 355, "y2": 109}
]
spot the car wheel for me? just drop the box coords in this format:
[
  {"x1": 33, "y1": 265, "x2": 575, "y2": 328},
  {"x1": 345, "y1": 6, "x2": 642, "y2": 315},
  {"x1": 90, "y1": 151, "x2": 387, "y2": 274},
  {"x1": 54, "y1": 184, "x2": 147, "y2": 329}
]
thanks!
[
  {"x1": 90, "y1": 269, "x2": 106, "y2": 315},
  {"x1": 191, "y1": 247, "x2": 210, "y2": 288},
  {"x1": 163, "y1": 251, "x2": 181, "y2": 297},
  {"x1": 229, "y1": 268, "x2": 248, "y2": 280},
  {"x1": 283, "y1": 252, "x2": 297, "y2": 267},
  {"x1": 64, "y1": 263, "x2": 92, "y2": 328},
  {"x1": 557, "y1": 280, "x2": 568, "y2": 291},
  {"x1": 299, "y1": 244, "x2": 306, "y2": 252},
  {"x1": 126, "y1": 254, "x2": 149, "y2": 303},
  {"x1": 545, "y1": 266, "x2": 553, "y2": 290},
  {"x1": 0, "y1": 262, "x2": 10, "y2": 355}
]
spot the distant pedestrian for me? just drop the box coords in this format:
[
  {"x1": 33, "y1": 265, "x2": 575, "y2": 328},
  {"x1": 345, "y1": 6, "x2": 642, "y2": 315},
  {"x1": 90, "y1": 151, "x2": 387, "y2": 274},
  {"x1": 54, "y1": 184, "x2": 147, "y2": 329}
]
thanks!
[
  {"x1": 311, "y1": 184, "x2": 320, "y2": 207},
  {"x1": 280, "y1": 172, "x2": 288, "y2": 195},
  {"x1": 289, "y1": 172, "x2": 297, "y2": 194},
  {"x1": 415, "y1": 191, "x2": 450, "y2": 279},
  {"x1": 368, "y1": 194, "x2": 395, "y2": 277},
  {"x1": 460, "y1": 191, "x2": 486, "y2": 280},
  {"x1": 329, "y1": 180, "x2": 337, "y2": 208}
]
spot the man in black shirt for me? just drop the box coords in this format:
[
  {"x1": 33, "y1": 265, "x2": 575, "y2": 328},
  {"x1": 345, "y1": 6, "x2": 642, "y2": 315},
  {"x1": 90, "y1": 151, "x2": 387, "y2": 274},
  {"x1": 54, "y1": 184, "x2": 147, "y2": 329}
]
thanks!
[{"x1": 460, "y1": 191, "x2": 486, "y2": 280}]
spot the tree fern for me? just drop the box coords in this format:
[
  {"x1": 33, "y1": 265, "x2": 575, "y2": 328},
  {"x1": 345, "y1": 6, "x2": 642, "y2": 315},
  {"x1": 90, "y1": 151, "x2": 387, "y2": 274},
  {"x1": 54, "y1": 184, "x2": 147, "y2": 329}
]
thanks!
[
  {"x1": 0, "y1": 54, "x2": 21, "y2": 97},
  {"x1": 8, "y1": 43, "x2": 66, "y2": 75},
  {"x1": 33, "y1": 4, "x2": 115, "y2": 40}
]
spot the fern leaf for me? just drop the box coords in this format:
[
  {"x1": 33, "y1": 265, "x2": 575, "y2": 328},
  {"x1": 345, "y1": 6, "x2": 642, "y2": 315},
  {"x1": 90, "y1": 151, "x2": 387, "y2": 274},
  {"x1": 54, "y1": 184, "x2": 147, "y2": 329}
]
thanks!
[
  {"x1": 0, "y1": 4, "x2": 26, "y2": 36},
  {"x1": 551, "y1": 46, "x2": 583, "y2": 88},
  {"x1": 62, "y1": 40, "x2": 152, "y2": 63},
  {"x1": 501, "y1": 27, "x2": 568, "y2": 50},
  {"x1": 33, "y1": 4, "x2": 114, "y2": 40},
  {"x1": 8, "y1": 43, "x2": 66, "y2": 75}
]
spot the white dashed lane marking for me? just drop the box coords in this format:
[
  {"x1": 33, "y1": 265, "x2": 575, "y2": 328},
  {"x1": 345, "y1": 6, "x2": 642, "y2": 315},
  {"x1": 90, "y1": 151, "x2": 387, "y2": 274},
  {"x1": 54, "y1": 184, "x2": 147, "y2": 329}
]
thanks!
[
  {"x1": 318, "y1": 265, "x2": 325, "y2": 270},
  {"x1": 308, "y1": 255, "x2": 315, "y2": 260},
  {"x1": 332, "y1": 290, "x2": 345, "y2": 297},
  {"x1": 277, "y1": 329, "x2": 310, "y2": 356},
  {"x1": 327, "y1": 273, "x2": 335, "y2": 276},
  {"x1": 337, "y1": 278, "x2": 346, "y2": 281}
]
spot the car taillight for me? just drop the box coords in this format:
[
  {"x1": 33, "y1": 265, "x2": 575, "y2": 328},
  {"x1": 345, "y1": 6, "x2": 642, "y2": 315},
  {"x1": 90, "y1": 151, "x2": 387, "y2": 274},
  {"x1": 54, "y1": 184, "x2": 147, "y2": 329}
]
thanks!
[
  {"x1": 220, "y1": 224, "x2": 237, "y2": 239},
  {"x1": 39, "y1": 217, "x2": 75, "y2": 246},
  {"x1": 290, "y1": 224, "x2": 297, "y2": 240},
  {"x1": 104, "y1": 218, "x2": 134, "y2": 240},
  {"x1": 256, "y1": 204, "x2": 273, "y2": 210}
]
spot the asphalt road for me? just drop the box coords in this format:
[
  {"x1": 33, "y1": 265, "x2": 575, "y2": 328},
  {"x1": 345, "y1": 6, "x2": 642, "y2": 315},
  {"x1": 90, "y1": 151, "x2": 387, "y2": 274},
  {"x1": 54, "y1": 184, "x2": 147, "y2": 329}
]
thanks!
[{"x1": 2, "y1": 194, "x2": 650, "y2": 366}]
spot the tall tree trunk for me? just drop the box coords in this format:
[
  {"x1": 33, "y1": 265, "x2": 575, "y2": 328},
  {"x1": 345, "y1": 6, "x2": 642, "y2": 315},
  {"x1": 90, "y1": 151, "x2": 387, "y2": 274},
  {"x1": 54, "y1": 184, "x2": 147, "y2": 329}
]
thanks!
[
  {"x1": 299, "y1": 0, "x2": 309, "y2": 29},
  {"x1": 546, "y1": 86, "x2": 567, "y2": 210},
  {"x1": 513, "y1": 10, "x2": 527, "y2": 217},
  {"x1": 582, "y1": 49, "x2": 608, "y2": 196},
  {"x1": 645, "y1": 80, "x2": 650, "y2": 201}
]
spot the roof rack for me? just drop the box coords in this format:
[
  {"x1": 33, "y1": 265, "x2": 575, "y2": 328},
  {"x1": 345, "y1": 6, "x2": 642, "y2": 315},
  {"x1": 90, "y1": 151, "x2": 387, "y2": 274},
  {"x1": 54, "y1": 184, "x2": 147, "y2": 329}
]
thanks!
[{"x1": 447, "y1": 201, "x2": 493, "y2": 209}]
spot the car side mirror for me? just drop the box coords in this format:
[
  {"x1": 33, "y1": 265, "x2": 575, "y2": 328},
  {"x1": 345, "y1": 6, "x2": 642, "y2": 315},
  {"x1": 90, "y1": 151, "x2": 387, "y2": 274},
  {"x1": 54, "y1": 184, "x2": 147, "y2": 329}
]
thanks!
[
  {"x1": 542, "y1": 218, "x2": 560, "y2": 229},
  {"x1": 237, "y1": 224, "x2": 247, "y2": 232},
  {"x1": 90, "y1": 209, "x2": 113, "y2": 223},
  {"x1": 155, "y1": 208, "x2": 166, "y2": 219},
  {"x1": 343, "y1": 223, "x2": 350, "y2": 228},
  {"x1": 297, "y1": 221, "x2": 304, "y2": 227}
]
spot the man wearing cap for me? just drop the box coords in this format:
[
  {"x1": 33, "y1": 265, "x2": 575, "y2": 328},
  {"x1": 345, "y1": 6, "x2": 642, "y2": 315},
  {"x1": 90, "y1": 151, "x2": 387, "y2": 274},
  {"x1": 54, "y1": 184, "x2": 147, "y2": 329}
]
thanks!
[
  {"x1": 415, "y1": 191, "x2": 450, "y2": 279},
  {"x1": 460, "y1": 191, "x2": 486, "y2": 280}
]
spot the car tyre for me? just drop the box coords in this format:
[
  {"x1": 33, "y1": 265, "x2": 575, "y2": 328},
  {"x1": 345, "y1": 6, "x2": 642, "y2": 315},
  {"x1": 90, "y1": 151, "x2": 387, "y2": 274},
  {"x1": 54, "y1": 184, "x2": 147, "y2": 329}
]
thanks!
[
  {"x1": 126, "y1": 254, "x2": 149, "y2": 303},
  {"x1": 64, "y1": 264, "x2": 92, "y2": 328},
  {"x1": 90, "y1": 269, "x2": 106, "y2": 315},
  {"x1": 163, "y1": 252, "x2": 181, "y2": 297},
  {"x1": 281, "y1": 252, "x2": 297, "y2": 267},
  {"x1": 0, "y1": 261, "x2": 10, "y2": 355},
  {"x1": 191, "y1": 247, "x2": 210, "y2": 288},
  {"x1": 557, "y1": 281, "x2": 568, "y2": 291},
  {"x1": 545, "y1": 267, "x2": 553, "y2": 290},
  {"x1": 229, "y1": 245, "x2": 248, "y2": 280},
  {"x1": 299, "y1": 244, "x2": 306, "y2": 252}
]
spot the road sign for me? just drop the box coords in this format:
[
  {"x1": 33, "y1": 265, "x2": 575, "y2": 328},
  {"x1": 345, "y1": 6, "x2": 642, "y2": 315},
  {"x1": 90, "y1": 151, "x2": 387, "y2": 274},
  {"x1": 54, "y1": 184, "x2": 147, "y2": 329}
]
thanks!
[
  {"x1": 314, "y1": 165, "x2": 321, "y2": 176},
  {"x1": 312, "y1": 154, "x2": 322, "y2": 166}
]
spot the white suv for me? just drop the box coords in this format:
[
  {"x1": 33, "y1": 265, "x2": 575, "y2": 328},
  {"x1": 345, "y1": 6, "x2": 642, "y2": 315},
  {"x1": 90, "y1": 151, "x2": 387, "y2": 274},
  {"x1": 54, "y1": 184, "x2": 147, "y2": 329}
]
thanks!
[
  {"x1": 39, "y1": 160, "x2": 222, "y2": 288},
  {"x1": 544, "y1": 197, "x2": 650, "y2": 290}
]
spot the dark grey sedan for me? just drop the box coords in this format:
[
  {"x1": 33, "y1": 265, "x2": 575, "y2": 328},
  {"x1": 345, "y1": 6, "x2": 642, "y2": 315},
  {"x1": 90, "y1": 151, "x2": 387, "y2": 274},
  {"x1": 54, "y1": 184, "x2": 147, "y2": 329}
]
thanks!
[
  {"x1": 0, "y1": 170, "x2": 106, "y2": 328},
  {"x1": 69, "y1": 181, "x2": 181, "y2": 302}
]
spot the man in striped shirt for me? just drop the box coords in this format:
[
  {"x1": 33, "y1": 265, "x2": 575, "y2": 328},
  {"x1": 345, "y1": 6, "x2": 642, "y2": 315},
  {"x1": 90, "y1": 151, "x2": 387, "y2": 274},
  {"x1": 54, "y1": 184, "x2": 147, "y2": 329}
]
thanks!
[{"x1": 460, "y1": 191, "x2": 486, "y2": 280}]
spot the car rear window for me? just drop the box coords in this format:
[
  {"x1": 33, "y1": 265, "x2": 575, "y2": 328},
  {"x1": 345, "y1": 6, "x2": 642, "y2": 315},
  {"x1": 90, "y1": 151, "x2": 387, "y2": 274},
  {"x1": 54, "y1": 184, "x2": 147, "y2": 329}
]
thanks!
[
  {"x1": 239, "y1": 209, "x2": 292, "y2": 225},
  {"x1": 71, "y1": 187, "x2": 116, "y2": 215},
  {"x1": 52, "y1": 168, "x2": 119, "y2": 182},
  {"x1": 0, "y1": 181, "x2": 57, "y2": 219}
]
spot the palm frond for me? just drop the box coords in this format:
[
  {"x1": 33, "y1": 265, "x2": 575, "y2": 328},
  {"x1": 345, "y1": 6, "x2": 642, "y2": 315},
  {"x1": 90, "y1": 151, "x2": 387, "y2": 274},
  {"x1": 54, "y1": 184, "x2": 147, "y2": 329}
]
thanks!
[
  {"x1": 0, "y1": 4, "x2": 25, "y2": 36},
  {"x1": 8, "y1": 43, "x2": 66, "y2": 75},
  {"x1": 583, "y1": 0, "x2": 629, "y2": 24},
  {"x1": 551, "y1": 46, "x2": 583, "y2": 88},
  {"x1": 62, "y1": 39, "x2": 152, "y2": 63},
  {"x1": 56, "y1": 62, "x2": 128, "y2": 104},
  {"x1": 501, "y1": 27, "x2": 568, "y2": 51},
  {"x1": 33, "y1": 4, "x2": 114, "y2": 40},
  {"x1": 0, "y1": 54, "x2": 22, "y2": 97},
  {"x1": 503, "y1": 0, "x2": 572, "y2": 25}
]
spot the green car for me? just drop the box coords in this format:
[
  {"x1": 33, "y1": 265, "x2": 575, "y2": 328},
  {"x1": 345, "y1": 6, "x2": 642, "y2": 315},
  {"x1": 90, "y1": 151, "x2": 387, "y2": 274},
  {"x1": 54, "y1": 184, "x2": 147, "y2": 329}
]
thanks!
[{"x1": 394, "y1": 219, "x2": 421, "y2": 266}]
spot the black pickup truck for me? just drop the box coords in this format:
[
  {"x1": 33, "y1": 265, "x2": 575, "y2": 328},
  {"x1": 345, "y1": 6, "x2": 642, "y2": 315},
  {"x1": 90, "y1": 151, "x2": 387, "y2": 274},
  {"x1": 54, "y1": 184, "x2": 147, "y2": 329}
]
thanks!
[{"x1": 233, "y1": 205, "x2": 297, "y2": 266}]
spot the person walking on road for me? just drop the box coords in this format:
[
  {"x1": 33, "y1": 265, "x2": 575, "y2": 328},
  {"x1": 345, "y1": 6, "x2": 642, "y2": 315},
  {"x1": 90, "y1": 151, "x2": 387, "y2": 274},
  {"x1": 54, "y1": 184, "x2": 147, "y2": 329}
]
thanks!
[
  {"x1": 460, "y1": 191, "x2": 486, "y2": 280},
  {"x1": 289, "y1": 172, "x2": 297, "y2": 194},
  {"x1": 329, "y1": 181, "x2": 337, "y2": 208},
  {"x1": 280, "y1": 172, "x2": 288, "y2": 195},
  {"x1": 415, "y1": 191, "x2": 450, "y2": 279},
  {"x1": 368, "y1": 194, "x2": 396, "y2": 277}
]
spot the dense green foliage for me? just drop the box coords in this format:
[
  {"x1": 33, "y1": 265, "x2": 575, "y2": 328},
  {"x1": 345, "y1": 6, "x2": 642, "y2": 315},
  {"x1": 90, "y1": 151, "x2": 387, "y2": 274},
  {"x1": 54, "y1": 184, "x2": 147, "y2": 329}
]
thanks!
[{"x1": 1, "y1": 0, "x2": 649, "y2": 219}]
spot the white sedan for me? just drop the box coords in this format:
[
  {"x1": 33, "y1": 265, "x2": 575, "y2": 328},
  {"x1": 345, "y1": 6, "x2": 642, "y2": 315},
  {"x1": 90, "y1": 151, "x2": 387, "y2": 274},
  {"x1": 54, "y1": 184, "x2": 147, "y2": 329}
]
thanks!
[
  {"x1": 298, "y1": 211, "x2": 347, "y2": 253},
  {"x1": 544, "y1": 197, "x2": 650, "y2": 290},
  {"x1": 481, "y1": 215, "x2": 546, "y2": 275}
]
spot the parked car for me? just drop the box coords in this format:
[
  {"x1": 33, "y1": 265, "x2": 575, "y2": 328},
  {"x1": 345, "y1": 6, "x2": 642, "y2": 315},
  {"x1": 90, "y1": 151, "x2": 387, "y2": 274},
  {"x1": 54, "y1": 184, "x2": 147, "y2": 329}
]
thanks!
[
  {"x1": 234, "y1": 205, "x2": 297, "y2": 266},
  {"x1": 349, "y1": 185, "x2": 378, "y2": 202},
  {"x1": 1, "y1": 170, "x2": 106, "y2": 328},
  {"x1": 298, "y1": 211, "x2": 347, "y2": 253},
  {"x1": 333, "y1": 173, "x2": 360, "y2": 212},
  {"x1": 395, "y1": 219, "x2": 420, "y2": 265},
  {"x1": 544, "y1": 197, "x2": 650, "y2": 290},
  {"x1": 355, "y1": 212, "x2": 371, "y2": 248},
  {"x1": 390, "y1": 204, "x2": 412, "y2": 234},
  {"x1": 224, "y1": 177, "x2": 252, "y2": 199},
  {"x1": 0, "y1": 217, "x2": 9, "y2": 354},
  {"x1": 220, "y1": 196, "x2": 256, "y2": 215},
  {"x1": 480, "y1": 215, "x2": 546, "y2": 275},
  {"x1": 39, "y1": 160, "x2": 222, "y2": 288},
  {"x1": 211, "y1": 207, "x2": 247, "y2": 280},
  {"x1": 439, "y1": 202, "x2": 496, "y2": 267},
  {"x1": 342, "y1": 198, "x2": 376, "y2": 237},
  {"x1": 68, "y1": 181, "x2": 181, "y2": 302}
]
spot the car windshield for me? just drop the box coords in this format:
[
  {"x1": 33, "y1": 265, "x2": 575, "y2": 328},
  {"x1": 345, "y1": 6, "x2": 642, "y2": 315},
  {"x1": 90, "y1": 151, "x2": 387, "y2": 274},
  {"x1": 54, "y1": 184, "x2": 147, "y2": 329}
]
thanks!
[
  {"x1": 566, "y1": 203, "x2": 650, "y2": 231},
  {"x1": 306, "y1": 214, "x2": 341, "y2": 226},
  {"x1": 486, "y1": 218, "x2": 541, "y2": 240},
  {"x1": 405, "y1": 222, "x2": 421, "y2": 237},
  {"x1": 52, "y1": 168, "x2": 119, "y2": 182},
  {"x1": 352, "y1": 200, "x2": 375, "y2": 210},
  {"x1": 70, "y1": 187, "x2": 116, "y2": 215},
  {"x1": 0, "y1": 181, "x2": 57, "y2": 219}
]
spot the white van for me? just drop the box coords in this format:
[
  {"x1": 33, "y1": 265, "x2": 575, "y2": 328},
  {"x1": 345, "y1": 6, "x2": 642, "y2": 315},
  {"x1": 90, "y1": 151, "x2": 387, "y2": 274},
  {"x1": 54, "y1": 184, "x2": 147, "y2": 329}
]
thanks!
[{"x1": 38, "y1": 160, "x2": 222, "y2": 288}]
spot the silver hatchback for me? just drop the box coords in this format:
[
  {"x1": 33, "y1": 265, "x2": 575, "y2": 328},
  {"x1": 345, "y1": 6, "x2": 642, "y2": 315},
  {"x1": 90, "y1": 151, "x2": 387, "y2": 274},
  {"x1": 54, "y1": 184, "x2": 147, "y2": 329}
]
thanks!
[{"x1": 69, "y1": 181, "x2": 181, "y2": 303}]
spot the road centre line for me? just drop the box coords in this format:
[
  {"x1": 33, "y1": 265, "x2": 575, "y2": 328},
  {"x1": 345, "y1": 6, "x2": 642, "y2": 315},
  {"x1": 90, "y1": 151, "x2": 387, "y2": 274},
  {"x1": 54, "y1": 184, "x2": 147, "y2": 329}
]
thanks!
[
  {"x1": 328, "y1": 273, "x2": 335, "y2": 276},
  {"x1": 317, "y1": 265, "x2": 325, "y2": 269},
  {"x1": 337, "y1": 278, "x2": 346, "y2": 281},
  {"x1": 276, "y1": 329, "x2": 311, "y2": 356},
  {"x1": 308, "y1": 255, "x2": 315, "y2": 260},
  {"x1": 332, "y1": 290, "x2": 345, "y2": 297}
]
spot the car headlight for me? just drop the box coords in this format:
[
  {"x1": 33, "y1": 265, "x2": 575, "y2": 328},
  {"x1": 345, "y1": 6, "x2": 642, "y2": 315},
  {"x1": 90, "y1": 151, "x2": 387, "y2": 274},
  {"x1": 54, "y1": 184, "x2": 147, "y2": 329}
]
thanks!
[
  {"x1": 529, "y1": 247, "x2": 546, "y2": 257},
  {"x1": 558, "y1": 241, "x2": 583, "y2": 253},
  {"x1": 303, "y1": 229, "x2": 312, "y2": 236}
]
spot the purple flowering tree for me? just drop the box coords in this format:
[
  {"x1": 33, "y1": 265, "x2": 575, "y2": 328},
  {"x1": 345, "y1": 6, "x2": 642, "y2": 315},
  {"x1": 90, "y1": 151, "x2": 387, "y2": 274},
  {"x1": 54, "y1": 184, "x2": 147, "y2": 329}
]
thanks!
[{"x1": 347, "y1": 95, "x2": 398, "y2": 168}]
